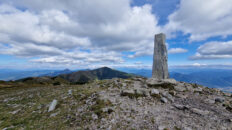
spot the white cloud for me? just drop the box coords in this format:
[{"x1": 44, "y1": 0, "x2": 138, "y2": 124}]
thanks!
[
  {"x1": 0, "y1": 1, "x2": 162, "y2": 67},
  {"x1": 168, "y1": 48, "x2": 188, "y2": 54},
  {"x1": 165, "y1": 0, "x2": 232, "y2": 41},
  {"x1": 190, "y1": 41, "x2": 232, "y2": 60}
]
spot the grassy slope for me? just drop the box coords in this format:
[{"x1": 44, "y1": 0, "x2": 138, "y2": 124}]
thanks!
[{"x1": 0, "y1": 82, "x2": 107, "y2": 129}]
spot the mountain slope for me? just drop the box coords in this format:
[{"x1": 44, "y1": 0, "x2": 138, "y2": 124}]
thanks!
[
  {"x1": 0, "y1": 69, "x2": 68, "y2": 81},
  {"x1": 58, "y1": 67, "x2": 134, "y2": 83},
  {"x1": 40, "y1": 69, "x2": 73, "y2": 77},
  {"x1": 123, "y1": 68, "x2": 232, "y2": 89},
  {"x1": 169, "y1": 71, "x2": 232, "y2": 88}
]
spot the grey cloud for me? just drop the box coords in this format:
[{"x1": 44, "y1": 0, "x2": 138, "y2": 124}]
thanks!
[
  {"x1": 0, "y1": 1, "x2": 161, "y2": 67},
  {"x1": 165, "y1": 0, "x2": 232, "y2": 41},
  {"x1": 190, "y1": 41, "x2": 232, "y2": 60},
  {"x1": 168, "y1": 48, "x2": 188, "y2": 54}
]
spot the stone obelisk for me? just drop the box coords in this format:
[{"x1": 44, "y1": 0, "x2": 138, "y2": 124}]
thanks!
[{"x1": 152, "y1": 33, "x2": 169, "y2": 79}]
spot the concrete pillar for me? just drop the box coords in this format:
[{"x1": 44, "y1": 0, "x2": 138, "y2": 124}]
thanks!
[{"x1": 152, "y1": 33, "x2": 169, "y2": 79}]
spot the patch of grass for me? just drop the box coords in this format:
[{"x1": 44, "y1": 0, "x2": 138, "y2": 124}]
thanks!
[
  {"x1": 148, "y1": 83, "x2": 174, "y2": 90},
  {"x1": 174, "y1": 126, "x2": 181, "y2": 130},
  {"x1": 121, "y1": 91, "x2": 145, "y2": 99},
  {"x1": 151, "y1": 117, "x2": 155, "y2": 124},
  {"x1": 90, "y1": 99, "x2": 112, "y2": 118}
]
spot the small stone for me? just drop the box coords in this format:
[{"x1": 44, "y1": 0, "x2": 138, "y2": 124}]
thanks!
[
  {"x1": 37, "y1": 105, "x2": 42, "y2": 109},
  {"x1": 121, "y1": 89, "x2": 134, "y2": 96},
  {"x1": 169, "y1": 90, "x2": 176, "y2": 96},
  {"x1": 151, "y1": 89, "x2": 159, "y2": 95},
  {"x1": 48, "y1": 99, "x2": 58, "y2": 112},
  {"x1": 122, "y1": 83, "x2": 127, "y2": 87},
  {"x1": 162, "y1": 92, "x2": 174, "y2": 102},
  {"x1": 92, "y1": 113, "x2": 98, "y2": 120},
  {"x1": 174, "y1": 104, "x2": 189, "y2": 110},
  {"x1": 191, "y1": 108, "x2": 210, "y2": 116},
  {"x1": 215, "y1": 97, "x2": 225, "y2": 103},
  {"x1": 161, "y1": 97, "x2": 168, "y2": 103},
  {"x1": 158, "y1": 126, "x2": 168, "y2": 130},
  {"x1": 10, "y1": 109, "x2": 20, "y2": 114},
  {"x1": 68, "y1": 89, "x2": 72, "y2": 95},
  {"x1": 50, "y1": 112, "x2": 59, "y2": 117}
]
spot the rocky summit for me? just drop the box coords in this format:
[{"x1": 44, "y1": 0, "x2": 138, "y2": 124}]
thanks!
[{"x1": 1, "y1": 77, "x2": 232, "y2": 129}]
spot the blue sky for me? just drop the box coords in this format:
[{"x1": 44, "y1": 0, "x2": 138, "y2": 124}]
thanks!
[{"x1": 0, "y1": 0, "x2": 232, "y2": 70}]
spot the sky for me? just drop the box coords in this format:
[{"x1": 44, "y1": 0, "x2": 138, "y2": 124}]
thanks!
[{"x1": 0, "y1": 0, "x2": 232, "y2": 70}]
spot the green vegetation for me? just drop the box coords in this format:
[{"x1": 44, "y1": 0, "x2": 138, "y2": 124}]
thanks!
[
  {"x1": 0, "y1": 81, "x2": 107, "y2": 129},
  {"x1": 90, "y1": 99, "x2": 113, "y2": 118}
]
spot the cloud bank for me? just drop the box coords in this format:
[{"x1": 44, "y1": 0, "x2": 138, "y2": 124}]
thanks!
[{"x1": 0, "y1": 0, "x2": 161, "y2": 68}]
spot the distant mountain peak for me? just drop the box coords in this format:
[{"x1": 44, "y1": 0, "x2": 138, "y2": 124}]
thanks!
[
  {"x1": 63, "y1": 68, "x2": 70, "y2": 71},
  {"x1": 58, "y1": 67, "x2": 135, "y2": 83}
]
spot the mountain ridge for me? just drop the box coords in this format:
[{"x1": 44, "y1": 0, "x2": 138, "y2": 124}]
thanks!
[{"x1": 58, "y1": 67, "x2": 135, "y2": 84}]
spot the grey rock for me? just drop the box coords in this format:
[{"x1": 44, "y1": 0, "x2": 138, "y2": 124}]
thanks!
[
  {"x1": 50, "y1": 112, "x2": 59, "y2": 117},
  {"x1": 152, "y1": 33, "x2": 169, "y2": 79},
  {"x1": 163, "y1": 78, "x2": 177, "y2": 84},
  {"x1": 92, "y1": 113, "x2": 98, "y2": 120},
  {"x1": 174, "y1": 104, "x2": 189, "y2": 110},
  {"x1": 122, "y1": 83, "x2": 127, "y2": 87},
  {"x1": 186, "y1": 84, "x2": 194, "y2": 92},
  {"x1": 68, "y1": 89, "x2": 72, "y2": 95},
  {"x1": 48, "y1": 99, "x2": 58, "y2": 112},
  {"x1": 191, "y1": 108, "x2": 210, "y2": 115},
  {"x1": 194, "y1": 87, "x2": 203, "y2": 92},
  {"x1": 150, "y1": 89, "x2": 159, "y2": 95},
  {"x1": 135, "y1": 88, "x2": 149, "y2": 96},
  {"x1": 162, "y1": 92, "x2": 174, "y2": 102},
  {"x1": 215, "y1": 97, "x2": 225, "y2": 103},
  {"x1": 160, "y1": 97, "x2": 168, "y2": 103},
  {"x1": 174, "y1": 83, "x2": 186, "y2": 92},
  {"x1": 204, "y1": 99, "x2": 215, "y2": 104},
  {"x1": 10, "y1": 109, "x2": 20, "y2": 114},
  {"x1": 146, "y1": 78, "x2": 177, "y2": 88},
  {"x1": 121, "y1": 89, "x2": 134, "y2": 95},
  {"x1": 158, "y1": 126, "x2": 166, "y2": 130}
]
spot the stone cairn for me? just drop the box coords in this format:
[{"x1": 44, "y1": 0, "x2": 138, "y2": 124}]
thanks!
[{"x1": 152, "y1": 33, "x2": 169, "y2": 79}]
